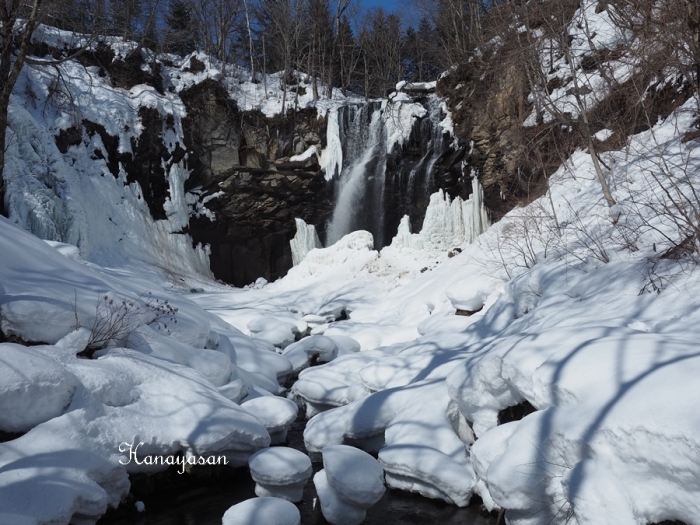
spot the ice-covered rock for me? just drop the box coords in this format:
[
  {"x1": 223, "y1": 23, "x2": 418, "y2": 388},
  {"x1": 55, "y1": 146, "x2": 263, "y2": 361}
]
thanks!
[
  {"x1": 241, "y1": 396, "x2": 298, "y2": 444},
  {"x1": 248, "y1": 447, "x2": 312, "y2": 502},
  {"x1": 222, "y1": 497, "x2": 300, "y2": 525}
]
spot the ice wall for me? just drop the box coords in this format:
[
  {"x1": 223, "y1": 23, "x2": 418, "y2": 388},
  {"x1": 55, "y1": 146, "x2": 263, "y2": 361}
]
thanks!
[
  {"x1": 390, "y1": 177, "x2": 490, "y2": 253},
  {"x1": 290, "y1": 218, "x2": 323, "y2": 266},
  {"x1": 4, "y1": 56, "x2": 213, "y2": 280}
]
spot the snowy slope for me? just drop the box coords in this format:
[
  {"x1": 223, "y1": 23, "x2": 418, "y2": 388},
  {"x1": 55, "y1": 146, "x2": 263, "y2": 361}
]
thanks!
[{"x1": 0, "y1": 217, "x2": 283, "y2": 523}]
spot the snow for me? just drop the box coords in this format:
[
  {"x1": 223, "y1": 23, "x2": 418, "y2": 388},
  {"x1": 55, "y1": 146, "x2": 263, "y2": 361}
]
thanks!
[
  {"x1": 322, "y1": 445, "x2": 385, "y2": 506},
  {"x1": 221, "y1": 497, "x2": 300, "y2": 525},
  {"x1": 241, "y1": 396, "x2": 298, "y2": 444},
  {"x1": 7, "y1": 17, "x2": 700, "y2": 525},
  {"x1": 0, "y1": 343, "x2": 79, "y2": 432},
  {"x1": 248, "y1": 447, "x2": 312, "y2": 502},
  {"x1": 314, "y1": 470, "x2": 368, "y2": 525},
  {"x1": 378, "y1": 445, "x2": 476, "y2": 506},
  {"x1": 313, "y1": 445, "x2": 385, "y2": 524}
]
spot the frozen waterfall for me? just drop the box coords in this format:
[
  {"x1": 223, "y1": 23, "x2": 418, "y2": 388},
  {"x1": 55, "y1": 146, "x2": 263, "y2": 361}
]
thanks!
[
  {"x1": 390, "y1": 177, "x2": 491, "y2": 252},
  {"x1": 290, "y1": 218, "x2": 323, "y2": 266}
]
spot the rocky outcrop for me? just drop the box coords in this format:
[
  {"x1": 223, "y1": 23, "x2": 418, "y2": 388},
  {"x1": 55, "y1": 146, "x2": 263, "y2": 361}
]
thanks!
[{"x1": 180, "y1": 80, "x2": 333, "y2": 286}]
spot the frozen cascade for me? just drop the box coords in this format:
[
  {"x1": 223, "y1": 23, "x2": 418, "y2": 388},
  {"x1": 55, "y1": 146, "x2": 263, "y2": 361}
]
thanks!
[
  {"x1": 290, "y1": 218, "x2": 323, "y2": 266},
  {"x1": 390, "y1": 177, "x2": 490, "y2": 252}
]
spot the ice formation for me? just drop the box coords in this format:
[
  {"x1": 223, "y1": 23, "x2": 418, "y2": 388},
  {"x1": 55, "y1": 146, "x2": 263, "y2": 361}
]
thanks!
[
  {"x1": 391, "y1": 177, "x2": 490, "y2": 253},
  {"x1": 290, "y1": 218, "x2": 323, "y2": 266},
  {"x1": 248, "y1": 447, "x2": 313, "y2": 502}
]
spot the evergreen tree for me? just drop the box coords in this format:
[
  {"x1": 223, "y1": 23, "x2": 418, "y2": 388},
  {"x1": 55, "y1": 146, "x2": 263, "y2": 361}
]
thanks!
[{"x1": 165, "y1": 0, "x2": 196, "y2": 55}]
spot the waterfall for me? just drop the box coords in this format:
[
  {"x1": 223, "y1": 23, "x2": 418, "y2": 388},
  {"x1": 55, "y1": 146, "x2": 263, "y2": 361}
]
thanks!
[
  {"x1": 326, "y1": 103, "x2": 387, "y2": 247},
  {"x1": 323, "y1": 94, "x2": 457, "y2": 251}
]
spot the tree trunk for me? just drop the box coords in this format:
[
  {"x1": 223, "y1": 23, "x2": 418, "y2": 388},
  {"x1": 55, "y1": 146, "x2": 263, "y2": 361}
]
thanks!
[{"x1": 0, "y1": 99, "x2": 8, "y2": 217}]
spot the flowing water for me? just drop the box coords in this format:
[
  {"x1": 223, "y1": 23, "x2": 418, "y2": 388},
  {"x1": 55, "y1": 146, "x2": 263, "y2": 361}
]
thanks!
[{"x1": 325, "y1": 96, "x2": 451, "y2": 250}]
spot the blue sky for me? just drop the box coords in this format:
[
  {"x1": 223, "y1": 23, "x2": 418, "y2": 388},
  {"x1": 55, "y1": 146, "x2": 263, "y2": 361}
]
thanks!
[
  {"x1": 359, "y1": 0, "x2": 403, "y2": 11},
  {"x1": 356, "y1": 0, "x2": 421, "y2": 26}
]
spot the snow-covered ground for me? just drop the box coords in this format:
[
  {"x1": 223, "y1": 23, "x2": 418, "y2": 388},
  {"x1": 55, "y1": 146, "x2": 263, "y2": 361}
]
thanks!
[{"x1": 4, "y1": 4, "x2": 700, "y2": 524}]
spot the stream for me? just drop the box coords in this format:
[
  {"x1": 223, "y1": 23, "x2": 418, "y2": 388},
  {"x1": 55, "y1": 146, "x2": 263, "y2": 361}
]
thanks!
[{"x1": 98, "y1": 416, "x2": 498, "y2": 525}]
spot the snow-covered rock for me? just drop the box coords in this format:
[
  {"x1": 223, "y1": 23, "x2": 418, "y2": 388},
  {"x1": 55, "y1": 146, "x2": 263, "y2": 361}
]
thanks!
[
  {"x1": 248, "y1": 447, "x2": 313, "y2": 502},
  {"x1": 0, "y1": 343, "x2": 79, "y2": 433},
  {"x1": 241, "y1": 396, "x2": 298, "y2": 444},
  {"x1": 313, "y1": 445, "x2": 385, "y2": 525},
  {"x1": 222, "y1": 497, "x2": 300, "y2": 525}
]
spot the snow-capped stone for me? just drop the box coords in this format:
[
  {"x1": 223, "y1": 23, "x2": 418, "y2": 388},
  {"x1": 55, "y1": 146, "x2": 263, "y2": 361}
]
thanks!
[
  {"x1": 248, "y1": 447, "x2": 312, "y2": 502},
  {"x1": 445, "y1": 289, "x2": 484, "y2": 312},
  {"x1": 314, "y1": 469, "x2": 367, "y2": 525},
  {"x1": 241, "y1": 396, "x2": 298, "y2": 444},
  {"x1": 222, "y1": 497, "x2": 300, "y2": 525},
  {"x1": 322, "y1": 445, "x2": 385, "y2": 507},
  {"x1": 378, "y1": 444, "x2": 477, "y2": 507}
]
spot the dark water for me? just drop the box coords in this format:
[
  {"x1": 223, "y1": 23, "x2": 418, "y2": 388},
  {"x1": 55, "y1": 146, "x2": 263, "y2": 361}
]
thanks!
[{"x1": 99, "y1": 418, "x2": 497, "y2": 525}]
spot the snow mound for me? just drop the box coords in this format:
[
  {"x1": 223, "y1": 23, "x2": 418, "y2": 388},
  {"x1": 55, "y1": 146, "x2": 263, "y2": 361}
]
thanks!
[
  {"x1": 248, "y1": 447, "x2": 312, "y2": 502},
  {"x1": 0, "y1": 343, "x2": 79, "y2": 432},
  {"x1": 378, "y1": 445, "x2": 476, "y2": 506},
  {"x1": 222, "y1": 497, "x2": 300, "y2": 525},
  {"x1": 322, "y1": 445, "x2": 385, "y2": 507},
  {"x1": 241, "y1": 396, "x2": 298, "y2": 444}
]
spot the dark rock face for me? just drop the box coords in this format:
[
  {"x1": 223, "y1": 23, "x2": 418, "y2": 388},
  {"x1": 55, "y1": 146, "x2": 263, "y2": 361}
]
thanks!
[
  {"x1": 383, "y1": 97, "x2": 469, "y2": 239},
  {"x1": 180, "y1": 80, "x2": 333, "y2": 286}
]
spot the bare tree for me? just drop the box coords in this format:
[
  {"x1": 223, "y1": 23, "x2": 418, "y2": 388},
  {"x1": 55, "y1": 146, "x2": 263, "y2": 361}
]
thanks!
[{"x1": 519, "y1": 0, "x2": 617, "y2": 206}]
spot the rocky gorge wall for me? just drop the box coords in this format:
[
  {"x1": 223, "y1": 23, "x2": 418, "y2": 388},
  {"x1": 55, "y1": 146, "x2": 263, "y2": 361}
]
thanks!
[
  {"x1": 40, "y1": 47, "x2": 481, "y2": 287},
  {"x1": 177, "y1": 80, "x2": 475, "y2": 286}
]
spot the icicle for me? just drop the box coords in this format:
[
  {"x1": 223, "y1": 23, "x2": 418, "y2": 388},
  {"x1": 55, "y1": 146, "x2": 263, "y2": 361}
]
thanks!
[
  {"x1": 290, "y1": 218, "x2": 322, "y2": 266},
  {"x1": 386, "y1": 178, "x2": 490, "y2": 253},
  {"x1": 320, "y1": 107, "x2": 342, "y2": 181}
]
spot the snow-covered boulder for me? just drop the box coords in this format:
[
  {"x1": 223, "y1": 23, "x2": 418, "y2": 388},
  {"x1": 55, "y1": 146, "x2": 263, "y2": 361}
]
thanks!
[
  {"x1": 0, "y1": 343, "x2": 79, "y2": 433},
  {"x1": 314, "y1": 445, "x2": 385, "y2": 525},
  {"x1": 378, "y1": 444, "x2": 476, "y2": 507},
  {"x1": 248, "y1": 447, "x2": 312, "y2": 502},
  {"x1": 241, "y1": 396, "x2": 298, "y2": 444},
  {"x1": 222, "y1": 497, "x2": 300, "y2": 525}
]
